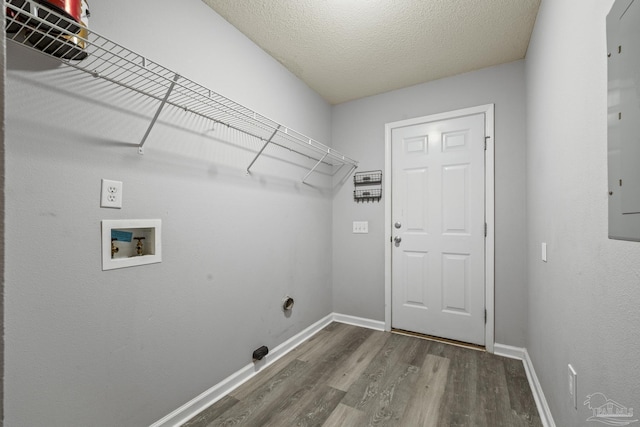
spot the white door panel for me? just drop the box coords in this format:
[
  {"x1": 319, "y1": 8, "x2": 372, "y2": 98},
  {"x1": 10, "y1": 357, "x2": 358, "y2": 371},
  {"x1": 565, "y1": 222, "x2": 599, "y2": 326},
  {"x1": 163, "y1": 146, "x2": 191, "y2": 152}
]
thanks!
[{"x1": 391, "y1": 113, "x2": 485, "y2": 345}]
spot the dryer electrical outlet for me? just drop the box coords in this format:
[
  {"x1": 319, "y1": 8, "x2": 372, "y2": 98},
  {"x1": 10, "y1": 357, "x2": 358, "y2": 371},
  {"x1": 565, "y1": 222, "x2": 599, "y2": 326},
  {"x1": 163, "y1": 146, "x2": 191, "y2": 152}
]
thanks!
[{"x1": 101, "y1": 179, "x2": 123, "y2": 209}]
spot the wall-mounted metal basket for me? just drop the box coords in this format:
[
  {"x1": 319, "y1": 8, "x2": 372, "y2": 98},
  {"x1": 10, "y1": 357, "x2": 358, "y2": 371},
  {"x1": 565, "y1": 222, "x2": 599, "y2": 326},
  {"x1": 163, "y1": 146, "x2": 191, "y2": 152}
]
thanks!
[
  {"x1": 353, "y1": 170, "x2": 382, "y2": 202},
  {"x1": 354, "y1": 188, "x2": 382, "y2": 201},
  {"x1": 354, "y1": 170, "x2": 382, "y2": 186}
]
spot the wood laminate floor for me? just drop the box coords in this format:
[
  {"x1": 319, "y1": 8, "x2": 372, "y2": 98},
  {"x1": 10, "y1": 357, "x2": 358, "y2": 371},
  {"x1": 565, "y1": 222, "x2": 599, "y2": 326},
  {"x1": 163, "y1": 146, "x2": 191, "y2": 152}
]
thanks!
[{"x1": 182, "y1": 323, "x2": 542, "y2": 427}]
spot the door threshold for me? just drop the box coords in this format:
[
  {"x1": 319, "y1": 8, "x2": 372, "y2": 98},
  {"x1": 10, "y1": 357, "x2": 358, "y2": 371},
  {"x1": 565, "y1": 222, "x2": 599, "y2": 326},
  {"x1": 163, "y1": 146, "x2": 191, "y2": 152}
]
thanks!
[{"x1": 391, "y1": 329, "x2": 485, "y2": 352}]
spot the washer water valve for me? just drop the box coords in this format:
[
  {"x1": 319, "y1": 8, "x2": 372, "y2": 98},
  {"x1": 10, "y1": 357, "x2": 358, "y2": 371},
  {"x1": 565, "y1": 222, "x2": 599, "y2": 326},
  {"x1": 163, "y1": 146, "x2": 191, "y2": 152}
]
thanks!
[
  {"x1": 134, "y1": 237, "x2": 145, "y2": 256},
  {"x1": 111, "y1": 238, "x2": 119, "y2": 258}
]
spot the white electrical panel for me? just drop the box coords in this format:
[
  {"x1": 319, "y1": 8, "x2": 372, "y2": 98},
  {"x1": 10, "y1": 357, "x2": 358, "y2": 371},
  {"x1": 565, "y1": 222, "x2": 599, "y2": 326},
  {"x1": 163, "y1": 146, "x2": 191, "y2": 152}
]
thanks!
[{"x1": 608, "y1": 0, "x2": 640, "y2": 241}]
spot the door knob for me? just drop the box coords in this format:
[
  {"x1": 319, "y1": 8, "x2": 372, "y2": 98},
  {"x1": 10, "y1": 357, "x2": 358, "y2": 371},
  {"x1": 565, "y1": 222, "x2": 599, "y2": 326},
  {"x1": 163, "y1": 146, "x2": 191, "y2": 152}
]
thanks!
[
  {"x1": 394, "y1": 221, "x2": 402, "y2": 229},
  {"x1": 394, "y1": 236, "x2": 402, "y2": 244}
]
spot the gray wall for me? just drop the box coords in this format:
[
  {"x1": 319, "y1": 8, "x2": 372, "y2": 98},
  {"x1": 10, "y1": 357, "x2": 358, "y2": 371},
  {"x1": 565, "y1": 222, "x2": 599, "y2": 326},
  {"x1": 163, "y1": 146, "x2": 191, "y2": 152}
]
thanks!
[
  {"x1": 4, "y1": 1, "x2": 336, "y2": 426},
  {"x1": 526, "y1": 0, "x2": 640, "y2": 425},
  {"x1": 331, "y1": 60, "x2": 528, "y2": 347}
]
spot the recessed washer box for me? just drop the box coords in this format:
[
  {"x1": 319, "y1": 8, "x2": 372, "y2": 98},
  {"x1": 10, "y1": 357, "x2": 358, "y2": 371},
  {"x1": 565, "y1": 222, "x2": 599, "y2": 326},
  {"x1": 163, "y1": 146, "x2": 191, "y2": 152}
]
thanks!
[{"x1": 101, "y1": 219, "x2": 162, "y2": 271}]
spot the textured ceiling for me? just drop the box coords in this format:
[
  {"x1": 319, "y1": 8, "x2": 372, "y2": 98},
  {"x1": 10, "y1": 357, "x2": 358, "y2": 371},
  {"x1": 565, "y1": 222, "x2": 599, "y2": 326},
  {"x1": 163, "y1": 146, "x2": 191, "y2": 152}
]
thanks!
[{"x1": 202, "y1": 0, "x2": 541, "y2": 105}]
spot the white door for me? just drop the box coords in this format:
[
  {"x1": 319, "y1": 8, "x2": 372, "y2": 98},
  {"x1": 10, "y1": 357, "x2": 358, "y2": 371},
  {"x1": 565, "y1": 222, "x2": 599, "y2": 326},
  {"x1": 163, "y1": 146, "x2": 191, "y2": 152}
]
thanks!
[{"x1": 391, "y1": 112, "x2": 486, "y2": 345}]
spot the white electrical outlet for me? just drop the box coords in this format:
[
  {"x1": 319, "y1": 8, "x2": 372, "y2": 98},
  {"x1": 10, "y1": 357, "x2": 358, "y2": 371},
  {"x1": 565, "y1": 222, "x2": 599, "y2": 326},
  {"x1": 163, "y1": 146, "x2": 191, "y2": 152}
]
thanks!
[
  {"x1": 568, "y1": 364, "x2": 577, "y2": 409},
  {"x1": 101, "y1": 179, "x2": 123, "y2": 209}
]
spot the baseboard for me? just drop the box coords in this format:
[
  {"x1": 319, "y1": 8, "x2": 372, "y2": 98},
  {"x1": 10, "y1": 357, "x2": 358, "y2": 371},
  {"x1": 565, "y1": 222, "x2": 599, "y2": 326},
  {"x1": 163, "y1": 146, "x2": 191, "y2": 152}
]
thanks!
[
  {"x1": 494, "y1": 343, "x2": 556, "y2": 427},
  {"x1": 332, "y1": 313, "x2": 386, "y2": 331},
  {"x1": 522, "y1": 348, "x2": 556, "y2": 427},
  {"x1": 149, "y1": 313, "x2": 383, "y2": 427},
  {"x1": 494, "y1": 343, "x2": 526, "y2": 360}
]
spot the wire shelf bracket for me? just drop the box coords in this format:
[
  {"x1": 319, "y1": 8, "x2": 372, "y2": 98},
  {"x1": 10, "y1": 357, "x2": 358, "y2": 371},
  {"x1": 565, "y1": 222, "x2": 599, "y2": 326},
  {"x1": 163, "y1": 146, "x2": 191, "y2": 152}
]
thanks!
[
  {"x1": 246, "y1": 125, "x2": 281, "y2": 174},
  {"x1": 5, "y1": 0, "x2": 359, "y2": 178},
  {"x1": 302, "y1": 153, "x2": 328, "y2": 184},
  {"x1": 139, "y1": 73, "x2": 179, "y2": 155}
]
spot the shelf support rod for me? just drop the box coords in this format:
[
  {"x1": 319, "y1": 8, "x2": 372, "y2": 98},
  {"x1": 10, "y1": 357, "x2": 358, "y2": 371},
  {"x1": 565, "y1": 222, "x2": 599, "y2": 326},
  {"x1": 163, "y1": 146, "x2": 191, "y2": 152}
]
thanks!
[
  {"x1": 139, "y1": 73, "x2": 180, "y2": 154},
  {"x1": 302, "y1": 153, "x2": 328, "y2": 184},
  {"x1": 246, "y1": 125, "x2": 281, "y2": 173},
  {"x1": 347, "y1": 163, "x2": 358, "y2": 178}
]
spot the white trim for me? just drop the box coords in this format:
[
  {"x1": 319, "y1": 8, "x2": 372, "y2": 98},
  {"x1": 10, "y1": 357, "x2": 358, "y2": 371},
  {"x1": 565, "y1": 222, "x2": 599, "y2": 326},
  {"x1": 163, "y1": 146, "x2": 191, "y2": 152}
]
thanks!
[
  {"x1": 484, "y1": 105, "x2": 495, "y2": 354},
  {"x1": 522, "y1": 348, "x2": 556, "y2": 427},
  {"x1": 384, "y1": 124, "x2": 393, "y2": 332},
  {"x1": 493, "y1": 344, "x2": 556, "y2": 427},
  {"x1": 384, "y1": 104, "x2": 495, "y2": 352},
  {"x1": 149, "y1": 313, "x2": 383, "y2": 427},
  {"x1": 332, "y1": 313, "x2": 386, "y2": 331},
  {"x1": 493, "y1": 343, "x2": 526, "y2": 361}
]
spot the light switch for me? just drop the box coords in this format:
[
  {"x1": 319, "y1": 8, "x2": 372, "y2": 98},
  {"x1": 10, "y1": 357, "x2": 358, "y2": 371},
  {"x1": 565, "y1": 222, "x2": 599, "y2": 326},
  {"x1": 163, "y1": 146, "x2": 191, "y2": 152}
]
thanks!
[
  {"x1": 353, "y1": 221, "x2": 369, "y2": 234},
  {"x1": 542, "y1": 242, "x2": 547, "y2": 262}
]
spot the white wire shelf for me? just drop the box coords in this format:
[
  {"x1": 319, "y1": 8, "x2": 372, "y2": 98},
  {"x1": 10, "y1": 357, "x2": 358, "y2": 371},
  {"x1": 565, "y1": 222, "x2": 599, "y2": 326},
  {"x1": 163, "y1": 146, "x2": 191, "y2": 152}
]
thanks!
[{"x1": 5, "y1": 0, "x2": 359, "y2": 180}]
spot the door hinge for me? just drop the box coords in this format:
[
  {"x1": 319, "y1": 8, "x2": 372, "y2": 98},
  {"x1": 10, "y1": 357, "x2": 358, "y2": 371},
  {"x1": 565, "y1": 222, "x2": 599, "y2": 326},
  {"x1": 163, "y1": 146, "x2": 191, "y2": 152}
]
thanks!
[
  {"x1": 485, "y1": 309, "x2": 487, "y2": 324},
  {"x1": 484, "y1": 223, "x2": 487, "y2": 237}
]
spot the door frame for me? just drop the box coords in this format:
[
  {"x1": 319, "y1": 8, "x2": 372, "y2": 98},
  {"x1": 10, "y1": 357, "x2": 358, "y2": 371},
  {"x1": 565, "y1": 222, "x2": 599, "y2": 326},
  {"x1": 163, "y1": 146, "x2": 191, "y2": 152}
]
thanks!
[{"x1": 384, "y1": 104, "x2": 495, "y2": 353}]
